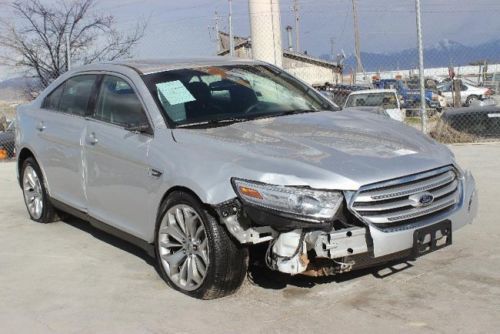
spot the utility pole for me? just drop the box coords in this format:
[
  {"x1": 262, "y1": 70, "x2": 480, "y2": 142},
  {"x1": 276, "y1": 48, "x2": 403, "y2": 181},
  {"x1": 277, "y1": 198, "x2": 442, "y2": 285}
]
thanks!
[
  {"x1": 214, "y1": 11, "x2": 221, "y2": 54},
  {"x1": 286, "y1": 25, "x2": 293, "y2": 51},
  {"x1": 330, "y1": 37, "x2": 335, "y2": 61},
  {"x1": 248, "y1": 0, "x2": 283, "y2": 67},
  {"x1": 351, "y1": 0, "x2": 364, "y2": 79},
  {"x1": 293, "y1": 0, "x2": 300, "y2": 53},
  {"x1": 228, "y1": 0, "x2": 234, "y2": 56},
  {"x1": 415, "y1": 0, "x2": 427, "y2": 133}
]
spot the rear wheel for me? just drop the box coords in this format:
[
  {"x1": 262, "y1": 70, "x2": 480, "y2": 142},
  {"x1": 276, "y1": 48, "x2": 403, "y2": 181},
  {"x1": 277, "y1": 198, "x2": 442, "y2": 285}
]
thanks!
[
  {"x1": 155, "y1": 191, "x2": 248, "y2": 299},
  {"x1": 466, "y1": 95, "x2": 479, "y2": 106},
  {"x1": 21, "y1": 157, "x2": 58, "y2": 223}
]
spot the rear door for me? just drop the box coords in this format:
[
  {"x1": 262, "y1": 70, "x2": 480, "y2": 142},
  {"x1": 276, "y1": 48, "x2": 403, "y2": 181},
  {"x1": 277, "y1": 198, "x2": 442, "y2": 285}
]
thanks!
[
  {"x1": 36, "y1": 74, "x2": 98, "y2": 211},
  {"x1": 85, "y1": 74, "x2": 156, "y2": 239}
]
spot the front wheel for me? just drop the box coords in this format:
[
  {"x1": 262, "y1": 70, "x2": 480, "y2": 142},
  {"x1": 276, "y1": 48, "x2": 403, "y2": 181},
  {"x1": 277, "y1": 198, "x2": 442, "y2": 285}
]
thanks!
[{"x1": 155, "y1": 191, "x2": 248, "y2": 299}]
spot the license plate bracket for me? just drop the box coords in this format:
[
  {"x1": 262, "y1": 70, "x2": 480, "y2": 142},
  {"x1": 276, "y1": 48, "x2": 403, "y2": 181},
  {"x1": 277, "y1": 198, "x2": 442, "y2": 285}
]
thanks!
[{"x1": 412, "y1": 220, "x2": 452, "y2": 258}]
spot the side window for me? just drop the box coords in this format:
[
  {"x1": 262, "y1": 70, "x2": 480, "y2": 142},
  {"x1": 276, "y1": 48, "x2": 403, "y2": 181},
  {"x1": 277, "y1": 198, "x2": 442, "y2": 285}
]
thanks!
[
  {"x1": 94, "y1": 75, "x2": 149, "y2": 127},
  {"x1": 58, "y1": 75, "x2": 97, "y2": 116},
  {"x1": 42, "y1": 83, "x2": 66, "y2": 110}
]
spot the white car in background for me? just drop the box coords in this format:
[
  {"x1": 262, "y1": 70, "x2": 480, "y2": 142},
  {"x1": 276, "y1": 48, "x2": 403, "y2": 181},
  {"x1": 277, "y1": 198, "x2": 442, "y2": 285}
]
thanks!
[
  {"x1": 344, "y1": 89, "x2": 405, "y2": 122},
  {"x1": 437, "y1": 80, "x2": 493, "y2": 106}
]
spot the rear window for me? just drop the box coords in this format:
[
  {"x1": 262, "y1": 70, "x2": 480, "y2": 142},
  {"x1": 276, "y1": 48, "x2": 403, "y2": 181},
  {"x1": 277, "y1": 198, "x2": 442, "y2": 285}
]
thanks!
[
  {"x1": 42, "y1": 83, "x2": 65, "y2": 110},
  {"x1": 42, "y1": 75, "x2": 97, "y2": 116},
  {"x1": 345, "y1": 92, "x2": 398, "y2": 109},
  {"x1": 59, "y1": 75, "x2": 97, "y2": 116}
]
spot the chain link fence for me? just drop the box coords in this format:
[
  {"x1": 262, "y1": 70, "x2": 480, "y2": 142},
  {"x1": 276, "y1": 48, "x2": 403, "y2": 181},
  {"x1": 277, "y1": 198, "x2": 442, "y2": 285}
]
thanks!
[
  {"x1": 0, "y1": 104, "x2": 17, "y2": 162},
  {"x1": 1, "y1": 0, "x2": 500, "y2": 162}
]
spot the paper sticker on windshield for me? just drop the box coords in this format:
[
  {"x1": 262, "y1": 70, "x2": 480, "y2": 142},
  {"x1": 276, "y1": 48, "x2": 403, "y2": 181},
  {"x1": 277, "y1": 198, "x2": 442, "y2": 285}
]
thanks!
[{"x1": 156, "y1": 81, "x2": 195, "y2": 106}]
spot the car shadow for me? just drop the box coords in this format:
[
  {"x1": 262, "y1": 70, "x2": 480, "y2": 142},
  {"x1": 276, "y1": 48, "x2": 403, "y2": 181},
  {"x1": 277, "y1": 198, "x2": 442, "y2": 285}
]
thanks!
[
  {"x1": 62, "y1": 216, "x2": 156, "y2": 267},
  {"x1": 246, "y1": 244, "x2": 415, "y2": 290},
  {"x1": 61, "y1": 217, "x2": 414, "y2": 290}
]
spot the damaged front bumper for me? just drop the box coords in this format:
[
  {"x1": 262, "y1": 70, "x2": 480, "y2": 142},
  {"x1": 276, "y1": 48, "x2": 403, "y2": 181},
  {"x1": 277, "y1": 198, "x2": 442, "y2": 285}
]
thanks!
[{"x1": 215, "y1": 170, "x2": 478, "y2": 275}]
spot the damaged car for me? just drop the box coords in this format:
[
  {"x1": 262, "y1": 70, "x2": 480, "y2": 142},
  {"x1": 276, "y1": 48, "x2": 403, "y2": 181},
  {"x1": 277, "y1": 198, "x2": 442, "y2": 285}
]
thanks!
[{"x1": 16, "y1": 58, "x2": 478, "y2": 299}]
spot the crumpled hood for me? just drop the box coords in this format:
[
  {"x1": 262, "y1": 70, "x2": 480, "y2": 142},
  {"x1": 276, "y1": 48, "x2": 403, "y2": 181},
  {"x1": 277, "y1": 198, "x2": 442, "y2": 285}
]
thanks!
[{"x1": 172, "y1": 111, "x2": 454, "y2": 190}]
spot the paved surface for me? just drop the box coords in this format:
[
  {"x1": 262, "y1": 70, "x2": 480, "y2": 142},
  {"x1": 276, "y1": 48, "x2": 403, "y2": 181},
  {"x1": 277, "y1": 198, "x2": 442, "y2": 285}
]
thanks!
[{"x1": 1, "y1": 143, "x2": 499, "y2": 334}]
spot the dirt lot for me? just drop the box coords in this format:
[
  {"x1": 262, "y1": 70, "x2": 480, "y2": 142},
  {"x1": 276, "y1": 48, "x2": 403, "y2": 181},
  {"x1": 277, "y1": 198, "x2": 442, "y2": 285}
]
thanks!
[{"x1": 0, "y1": 143, "x2": 499, "y2": 334}]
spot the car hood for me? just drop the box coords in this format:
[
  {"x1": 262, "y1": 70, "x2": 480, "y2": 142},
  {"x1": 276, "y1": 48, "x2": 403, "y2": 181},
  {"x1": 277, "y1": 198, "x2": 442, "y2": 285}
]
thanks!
[{"x1": 171, "y1": 111, "x2": 454, "y2": 190}]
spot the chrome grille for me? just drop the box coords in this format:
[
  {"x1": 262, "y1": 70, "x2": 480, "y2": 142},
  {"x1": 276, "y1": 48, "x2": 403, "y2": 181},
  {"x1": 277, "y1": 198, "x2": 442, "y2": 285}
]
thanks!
[{"x1": 351, "y1": 166, "x2": 459, "y2": 225}]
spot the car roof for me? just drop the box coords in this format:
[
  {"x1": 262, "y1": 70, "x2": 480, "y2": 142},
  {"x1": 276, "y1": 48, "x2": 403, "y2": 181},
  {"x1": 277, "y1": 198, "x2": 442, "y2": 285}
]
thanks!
[
  {"x1": 82, "y1": 57, "x2": 261, "y2": 75},
  {"x1": 349, "y1": 88, "x2": 398, "y2": 94}
]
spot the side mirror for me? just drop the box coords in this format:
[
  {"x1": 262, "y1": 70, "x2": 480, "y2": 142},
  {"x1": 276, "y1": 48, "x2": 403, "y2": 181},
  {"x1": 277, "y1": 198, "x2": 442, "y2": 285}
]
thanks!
[{"x1": 125, "y1": 123, "x2": 152, "y2": 135}]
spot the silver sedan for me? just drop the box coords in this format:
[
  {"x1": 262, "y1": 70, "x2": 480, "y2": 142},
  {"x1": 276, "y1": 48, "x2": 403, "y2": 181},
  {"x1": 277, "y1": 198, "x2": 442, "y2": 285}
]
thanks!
[{"x1": 16, "y1": 58, "x2": 477, "y2": 299}]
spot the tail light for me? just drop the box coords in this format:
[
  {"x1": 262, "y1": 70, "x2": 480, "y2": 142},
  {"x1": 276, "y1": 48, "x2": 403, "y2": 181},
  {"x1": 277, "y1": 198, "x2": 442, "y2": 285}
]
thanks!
[{"x1": 485, "y1": 88, "x2": 494, "y2": 96}]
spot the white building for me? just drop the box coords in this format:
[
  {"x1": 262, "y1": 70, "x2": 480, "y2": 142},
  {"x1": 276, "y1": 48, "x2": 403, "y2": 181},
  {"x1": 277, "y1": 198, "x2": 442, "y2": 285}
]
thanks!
[{"x1": 217, "y1": 32, "x2": 342, "y2": 86}]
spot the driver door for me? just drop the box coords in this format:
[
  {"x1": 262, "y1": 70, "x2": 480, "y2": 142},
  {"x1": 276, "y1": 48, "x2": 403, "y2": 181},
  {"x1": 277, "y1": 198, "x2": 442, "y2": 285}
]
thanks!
[{"x1": 85, "y1": 74, "x2": 156, "y2": 240}]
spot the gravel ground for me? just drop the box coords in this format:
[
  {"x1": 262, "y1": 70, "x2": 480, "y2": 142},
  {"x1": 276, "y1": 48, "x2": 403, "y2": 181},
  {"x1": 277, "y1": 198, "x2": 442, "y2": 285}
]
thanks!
[{"x1": 0, "y1": 143, "x2": 499, "y2": 334}]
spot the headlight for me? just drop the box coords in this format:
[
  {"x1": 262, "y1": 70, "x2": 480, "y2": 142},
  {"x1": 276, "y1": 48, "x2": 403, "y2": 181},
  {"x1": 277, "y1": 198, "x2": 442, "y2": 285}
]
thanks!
[{"x1": 231, "y1": 178, "x2": 343, "y2": 220}]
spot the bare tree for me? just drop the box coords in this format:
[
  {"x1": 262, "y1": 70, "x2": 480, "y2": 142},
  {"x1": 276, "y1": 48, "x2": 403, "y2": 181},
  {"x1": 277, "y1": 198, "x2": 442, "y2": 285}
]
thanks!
[{"x1": 0, "y1": 0, "x2": 146, "y2": 88}]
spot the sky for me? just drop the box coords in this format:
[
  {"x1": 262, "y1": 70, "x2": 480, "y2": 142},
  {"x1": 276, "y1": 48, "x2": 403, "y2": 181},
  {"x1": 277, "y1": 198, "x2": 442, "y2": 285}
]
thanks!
[{"x1": 1, "y1": 0, "x2": 500, "y2": 80}]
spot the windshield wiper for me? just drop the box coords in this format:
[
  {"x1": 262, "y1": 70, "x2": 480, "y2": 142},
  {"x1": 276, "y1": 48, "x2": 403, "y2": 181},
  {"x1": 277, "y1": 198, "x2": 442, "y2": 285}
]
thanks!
[
  {"x1": 176, "y1": 109, "x2": 319, "y2": 128},
  {"x1": 272, "y1": 109, "x2": 318, "y2": 117},
  {"x1": 176, "y1": 117, "x2": 250, "y2": 129}
]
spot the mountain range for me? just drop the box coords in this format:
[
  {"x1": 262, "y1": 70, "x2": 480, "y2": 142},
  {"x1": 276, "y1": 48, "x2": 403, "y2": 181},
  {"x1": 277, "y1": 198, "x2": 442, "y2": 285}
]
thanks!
[
  {"x1": 323, "y1": 39, "x2": 500, "y2": 72},
  {"x1": 0, "y1": 77, "x2": 39, "y2": 102}
]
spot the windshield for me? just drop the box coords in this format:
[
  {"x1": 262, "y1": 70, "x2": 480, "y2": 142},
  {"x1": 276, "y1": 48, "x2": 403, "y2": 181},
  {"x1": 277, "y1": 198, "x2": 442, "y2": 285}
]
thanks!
[
  {"x1": 142, "y1": 64, "x2": 338, "y2": 127},
  {"x1": 344, "y1": 92, "x2": 398, "y2": 109}
]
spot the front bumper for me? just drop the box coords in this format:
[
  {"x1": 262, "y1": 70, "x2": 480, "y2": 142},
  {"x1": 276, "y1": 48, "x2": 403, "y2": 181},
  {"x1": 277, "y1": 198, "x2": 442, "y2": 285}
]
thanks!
[
  {"x1": 218, "y1": 170, "x2": 477, "y2": 275},
  {"x1": 315, "y1": 170, "x2": 477, "y2": 259}
]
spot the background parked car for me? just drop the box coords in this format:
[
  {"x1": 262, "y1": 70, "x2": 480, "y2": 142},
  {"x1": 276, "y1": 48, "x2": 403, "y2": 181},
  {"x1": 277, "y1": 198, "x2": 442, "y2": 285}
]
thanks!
[
  {"x1": 315, "y1": 84, "x2": 368, "y2": 107},
  {"x1": 437, "y1": 80, "x2": 494, "y2": 106},
  {"x1": 342, "y1": 106, "x2": 391, "y2": 119},
  {"x1": 343, "y1": 89, "x2": 405, "y2": 121},
  {"x1": 373, "y1": 78, "x2": 442, "y2": 111},
  {"x1": 441, "y1": 106, "x2": 500, "y2": 137}
]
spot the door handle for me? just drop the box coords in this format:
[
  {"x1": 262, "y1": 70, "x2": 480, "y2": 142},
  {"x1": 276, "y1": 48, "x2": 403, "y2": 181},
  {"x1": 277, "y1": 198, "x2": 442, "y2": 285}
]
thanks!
[
  {"x1": 36, "y1": 121, "x2": 46, "y2": 132},
  {"x1": 148, "y1": 168, "x2": 163, "y2": 178},
  {"x1": 88, "y1": 132, "x2": 98, "y2": 145}
]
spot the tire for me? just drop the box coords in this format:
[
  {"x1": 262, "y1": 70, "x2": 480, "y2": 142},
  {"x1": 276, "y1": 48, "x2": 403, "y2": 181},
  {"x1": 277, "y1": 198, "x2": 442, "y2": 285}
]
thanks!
[
  {"x1": 155, "y1": 191, "x2": 248, "y2": 299},
  {"x1": 465, "y1": 95, "x2": 479, "y2": 106},
  {"x1": 21, "y1": 157, "x2": 58, "y2": 223}
]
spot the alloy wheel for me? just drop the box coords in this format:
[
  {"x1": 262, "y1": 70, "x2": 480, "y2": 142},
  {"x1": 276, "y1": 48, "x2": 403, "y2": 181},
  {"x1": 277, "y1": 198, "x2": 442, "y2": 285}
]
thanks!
[
  {"x1": 158, "y1": 204, "x2": 209, "y2": 291},
  {"x1": 22, "y1": 165, "x2": 44, "y2": 219}
]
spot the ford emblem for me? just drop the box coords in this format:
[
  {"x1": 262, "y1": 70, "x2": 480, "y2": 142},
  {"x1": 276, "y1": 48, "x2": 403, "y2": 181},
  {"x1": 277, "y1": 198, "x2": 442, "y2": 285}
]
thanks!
[{"x1": 409, "y1": 192, "x2": 435, "y2": 208}]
